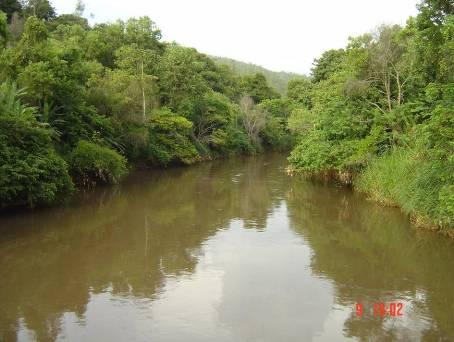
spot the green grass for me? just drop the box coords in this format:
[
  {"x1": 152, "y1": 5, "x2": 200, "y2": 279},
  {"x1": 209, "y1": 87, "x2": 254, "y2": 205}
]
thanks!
[{"x1": 357, "y1": 147, "x2": 454, "y2": 232}]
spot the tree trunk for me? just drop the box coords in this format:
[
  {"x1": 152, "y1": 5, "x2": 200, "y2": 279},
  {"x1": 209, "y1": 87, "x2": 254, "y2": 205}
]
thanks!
[
  {"x1": 384, "y1": 73, "x2": 392, "y2": 112},
  {"x1": 141, "y1": 60, "x2": 146, "y2": 122},
  {"x1": 396, "y1": 70, "x2": 402, "y2": 107}
]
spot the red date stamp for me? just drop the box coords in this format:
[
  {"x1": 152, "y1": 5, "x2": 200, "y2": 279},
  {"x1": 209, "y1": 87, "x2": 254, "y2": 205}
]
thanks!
[{"x1": 355, "y1": 302, "x2": 403, "y2": 318}]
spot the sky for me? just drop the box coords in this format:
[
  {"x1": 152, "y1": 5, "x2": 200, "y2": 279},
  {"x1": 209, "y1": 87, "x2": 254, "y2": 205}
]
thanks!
[{"x1": 51, "y1": 0, "x2": 420, "y2": 75}]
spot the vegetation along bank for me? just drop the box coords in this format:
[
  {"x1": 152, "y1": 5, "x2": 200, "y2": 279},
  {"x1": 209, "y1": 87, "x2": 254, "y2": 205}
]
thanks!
[{"x1": 0, "y1": 0, "x2": 452, "y2": 236}]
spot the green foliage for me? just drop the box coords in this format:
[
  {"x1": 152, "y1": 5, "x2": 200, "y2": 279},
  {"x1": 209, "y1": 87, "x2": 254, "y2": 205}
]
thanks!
[
  {"x1": 288, "y1": 3, "x2": 453, "y2": 230},
  {"x1": 191, "y1": 92, "x2": 233, "y2": 150},
  {"x1": 357, "y1": 147, "x2": 453, "y2": 228},
  {"x1": 0, "y1": 11, "x2": 8, "y2": 47},
  {"x1": 147, "y1": 108, "x2": 200, "y2": 165},
  {"x1": 22, "y1": 0, "x2": 56, "y2": 21},
  {"x1": 287, "y1": 78, "x2": 313, "y2": 108},
  {"x1": 287, "y1": 107, "x2": 315, "y2": 135},
  {"x1": 311, "y1": 49, "x2": 345, "y2": 83},
  {"x1": 0, "y1": 81, "x2": 35, "y2": 115},
  {"x1": 262, "y1": 115, "x2": 294, "y2": 150},
  {"x1": 0, "y1": 0, "x2": 22, "y2": 23},
  {"x1": 69, "y1": 140, "x2": 128, "y2": 187},
  {"x1": 158, "y1": 45, "x2": 210, "y2": 113},
  {"x1": 259, "y1": 98, "x2": 295, "y2": 150},
  {"x1": 223, "y1": 125, "x2": 255, "y2": 155},
  {"x1": 240, "y1": 73, "x2": 280, "y2": 103},
  {"x1": 0, "y1": 82, "x2": 73, "y2": 208},
  {"x1": 0, "y1": 11, "x2": 300, "y2": 209},
  {"x1": 289, "y1": 131, "x2": 332, "y2": 172},
  {"x1": 211, "y1": 55, "x2": 302, "y2": 95},
  {"x1": 48, "y1": 14, "x2": 89, "y2": 30}
]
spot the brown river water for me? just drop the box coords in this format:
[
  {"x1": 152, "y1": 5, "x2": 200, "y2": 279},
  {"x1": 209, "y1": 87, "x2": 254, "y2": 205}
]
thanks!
[{"x1": 0, "y1": 153, "x2": 453, "y2": 341}]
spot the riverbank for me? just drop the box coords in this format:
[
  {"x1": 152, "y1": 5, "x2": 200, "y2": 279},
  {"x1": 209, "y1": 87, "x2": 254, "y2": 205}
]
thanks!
[
  {"x1": 287, "y1": 148, "x2": 454, "y2": 239},
  {"x1": 284, "y1": 2, "x2": 453, "y2": 238},
  {"x1": 356, "y1": 148, "x2": 454, "y2": 238}
]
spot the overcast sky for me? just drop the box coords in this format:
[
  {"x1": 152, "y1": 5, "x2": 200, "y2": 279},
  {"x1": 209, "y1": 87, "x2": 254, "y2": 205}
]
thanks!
[{"x1": 51, "y1": 0, "x2": 420, "y2": 75}]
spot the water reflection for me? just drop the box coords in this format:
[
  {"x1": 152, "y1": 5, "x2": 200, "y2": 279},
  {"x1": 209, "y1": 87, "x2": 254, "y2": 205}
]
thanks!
[
  {"x1": 286, "y1": 179, "x2": 454, "y2": 341},
  {"x1": 0, "y1": 153, "x2": 453, "y2": 341}
]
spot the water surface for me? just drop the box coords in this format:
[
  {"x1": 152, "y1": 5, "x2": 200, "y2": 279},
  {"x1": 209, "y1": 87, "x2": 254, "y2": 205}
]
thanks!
[{"x1": 1, "y1": 153, "x2": 453, "y2": 341}]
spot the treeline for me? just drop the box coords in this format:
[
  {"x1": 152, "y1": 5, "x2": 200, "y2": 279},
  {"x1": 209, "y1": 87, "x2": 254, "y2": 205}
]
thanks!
[
  {"x1": 211, "y1": 56, "x2": 303, "y2": 95},
  {"x1": 0, "y1": 0, "x2": 306, "y2": 209},
  {"x1": 287, "y1": 0, "x2": 453, "y2": 233}
]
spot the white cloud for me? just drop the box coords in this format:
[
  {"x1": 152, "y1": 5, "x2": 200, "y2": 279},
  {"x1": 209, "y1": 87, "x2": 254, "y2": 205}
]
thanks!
[{"x1": 51, "y1": 0, "x2": 419, "y2": 74}]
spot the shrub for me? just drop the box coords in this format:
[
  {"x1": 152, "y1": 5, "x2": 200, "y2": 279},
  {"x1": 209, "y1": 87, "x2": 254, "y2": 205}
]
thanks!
[
  {"x1": 0, "y1": 114, "x2": 73, "y2": 208},
  {"x1": 288, "y1": 131, "x2": 332, "y2": 173},
  {"x1": 146, "y1": 108, "x2": 200, "y2": 165},
  {"x1": 69, "y1": 140, "x2": 128, "y2": 187}
]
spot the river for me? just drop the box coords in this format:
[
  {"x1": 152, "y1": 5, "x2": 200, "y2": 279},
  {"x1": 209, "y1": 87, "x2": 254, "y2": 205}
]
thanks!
[{"x1": 0, "y1": 153, "x2": 453, "y2": 341}]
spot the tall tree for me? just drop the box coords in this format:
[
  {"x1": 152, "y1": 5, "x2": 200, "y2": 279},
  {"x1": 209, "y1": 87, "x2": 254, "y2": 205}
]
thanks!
[
  {"x1": 115, "y1": 44, "x2": 159, "y2": 122},
  {"x1": 368, "y1": 25, "x2": 409, "y2": 111},
  {"x1": 239, "y1": 95, "x2": 266, "y2": 144}
]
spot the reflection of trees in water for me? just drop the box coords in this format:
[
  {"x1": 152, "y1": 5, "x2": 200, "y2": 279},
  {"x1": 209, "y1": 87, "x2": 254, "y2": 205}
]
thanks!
[
  {"x1": 2, "y1": 154, "x2": 452, "y2": 341},
  {"x1": 286, "y1": 180, "x2": 454, "y2": 341},
  {"x1": 0, "y1": 153, "x2": 288, "y2": 341}
]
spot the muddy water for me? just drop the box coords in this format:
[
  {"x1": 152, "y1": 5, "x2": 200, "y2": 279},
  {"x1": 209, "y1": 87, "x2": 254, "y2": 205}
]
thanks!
[{"x1": 0, "y1": 153, "x2": 453, "y2": 341}]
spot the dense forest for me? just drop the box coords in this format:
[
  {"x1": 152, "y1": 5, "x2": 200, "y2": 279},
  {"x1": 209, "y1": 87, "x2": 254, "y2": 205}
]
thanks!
[
  {"x1": 0, "y1": 0, "x2": 452, "y2": 235},
  {"x1": 210, "y1": 56, "x2": 303, "y2": 95},
  {"x1": 287, "y1": 0, "x2": 453, "y2": 234},
  {"x1": 0, "y1": 0, "x2": 298, "y2": 209}
]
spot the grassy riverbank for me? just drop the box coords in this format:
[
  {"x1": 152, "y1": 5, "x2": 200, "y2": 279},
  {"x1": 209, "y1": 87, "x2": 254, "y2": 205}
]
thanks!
[{"x1": 287, "y1": 0, "x2": 453, "y2": 235}]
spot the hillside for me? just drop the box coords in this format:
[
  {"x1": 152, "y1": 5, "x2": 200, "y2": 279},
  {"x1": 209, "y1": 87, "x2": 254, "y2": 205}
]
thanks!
[{"x1": 210, "y1": 56, "x2": 305, "y2": 95}]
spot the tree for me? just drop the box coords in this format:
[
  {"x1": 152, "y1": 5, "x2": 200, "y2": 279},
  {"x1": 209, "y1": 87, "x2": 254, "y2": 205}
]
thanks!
[
  {"x1": 191, "y1": 91, "x2": 233, "y2": 149},
  {"x1": 22, "y1": 0, "x2": 56, "y2": 21},
  {"x1": 240, "y1": 73, "x2": 279, "y2": 103},
  {"x1": 367, "y1": 25, "x2": 409, "y2": 112},
  {"x1": 48, "y1": 14, "x2": 89, "y2": 30},
  {"x1": 124, "y1": 17, "x2": 162, "y2": 50},
  {"x1": 115, "y1": 44, "x2": 159, "y2": 122},
  {"x1": 259, "y1": 98, "x2": 294, "y2": 150},
  {"x1": 417, "y1": 0, "x2": 454, "y2": 25},
  {"x1": 157, "y1": 45, "x2": 209, "y2": 113},
  {"x1": 0, "y1": 0, "x2": 22, "y2": 23},
  {"x1": 311, "y1": 49, "x2": 345, "y2": 83},
  {"x1": 8, "y1": 12, "x2": 25, "y2": 41},
  {"x1": 239, "y1": 95, "x2": 266, "y2": 145},
  {"x1": 74, "y1": 0, "x2": 85, "y2": 17},
  {"x1": 0, "y1": 82, "x2": 73, "y2": 208},
  {"x1": 287, "y1": 78, "x2": 313, "y2": 108}
]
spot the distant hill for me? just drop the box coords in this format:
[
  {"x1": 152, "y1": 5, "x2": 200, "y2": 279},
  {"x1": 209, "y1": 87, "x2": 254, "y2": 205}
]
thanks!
[{"x1": 210, "y1": 56, "x2": 305, "y2": 95}]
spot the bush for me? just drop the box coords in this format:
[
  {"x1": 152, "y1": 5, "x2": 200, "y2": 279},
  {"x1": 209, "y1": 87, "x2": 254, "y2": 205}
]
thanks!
[
  {"x1": 69, "y1": 140, "x2": 128, "y2": 187},
  {"x1": 0, "y1": 114, "x2": 73, "y2": 208},
  {"x1": 288, "y1": 131, "x2": 332, "y2": 173}
]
